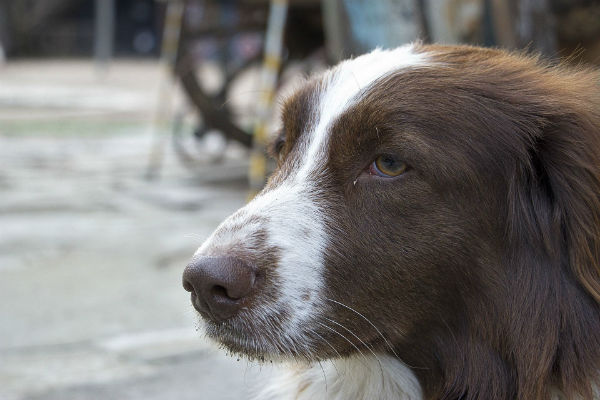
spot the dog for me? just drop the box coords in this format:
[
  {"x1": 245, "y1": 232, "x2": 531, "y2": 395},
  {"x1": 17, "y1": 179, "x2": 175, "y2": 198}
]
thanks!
[{"x1": 182, "y1": 44, "x2": 600, "y2": 400}]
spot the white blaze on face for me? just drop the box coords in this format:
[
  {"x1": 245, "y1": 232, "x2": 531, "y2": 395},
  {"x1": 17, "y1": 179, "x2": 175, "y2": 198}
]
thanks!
[
  {"x1": 196, "y1": 44, "x2": 429, "y2": 335},
  {"x1": 295, "y1": 45, "x2": 429, "y2": 182}
]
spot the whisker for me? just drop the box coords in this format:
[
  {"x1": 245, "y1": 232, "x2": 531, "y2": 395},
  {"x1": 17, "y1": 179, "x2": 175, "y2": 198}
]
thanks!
[
  {"x1": 317, "y1": 360, "x2": 328, "y2": 395},
  {"x1": 306, "y1": 327, "x2": 341, "y2": 376},
  {"x1": 326, "y1": 298, "x2": 400, "y2": 358},
  {"x1": 322, "y1": 316, "x2": 384, "y2": 377},
  {"x1": 307, "y1": 327, "x2": 342, "y2": 360},
  {"x1": 326, "y1": 298, "x2": 430, "y2": 371},
  {"x1": 315, "y1": 321, "x2": 368, "y2": 363},
  {"x1": 323, "y1": 316, "x2": 375, "y2": 352}
]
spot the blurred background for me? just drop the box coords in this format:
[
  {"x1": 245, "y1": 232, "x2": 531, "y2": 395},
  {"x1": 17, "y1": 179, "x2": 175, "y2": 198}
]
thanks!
[{"x1": 0, "y1": 1, "x2": 599, "y2": 399}]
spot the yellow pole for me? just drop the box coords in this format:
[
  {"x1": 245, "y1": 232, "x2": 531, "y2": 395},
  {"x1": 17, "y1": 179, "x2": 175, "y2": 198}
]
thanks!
[
  {"x1": 248, "y1": 0, "x2": 288, "y2": 199},
  {"x1": 145, "y1": 0, "x2": 185, "y2": 180}
]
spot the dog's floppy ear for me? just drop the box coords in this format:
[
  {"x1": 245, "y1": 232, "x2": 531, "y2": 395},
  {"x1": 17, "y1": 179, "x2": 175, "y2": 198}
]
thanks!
[
  {"x1": 544, "y1": 115, "x2": 600, "y2": 303},
  {"x1": 520, "y1": 70, "x2": 600, "y2": 303}
]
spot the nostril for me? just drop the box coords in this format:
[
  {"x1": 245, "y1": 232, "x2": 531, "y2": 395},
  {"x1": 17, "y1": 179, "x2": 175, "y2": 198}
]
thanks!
[{"x1": 211, "y1": 285, "x2": 232, "y2": 300}]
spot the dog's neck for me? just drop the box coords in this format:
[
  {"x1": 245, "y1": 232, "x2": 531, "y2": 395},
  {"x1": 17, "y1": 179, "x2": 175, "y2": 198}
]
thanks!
[
  {"x1": 254, "y1": 354, "x2": 422, "y2": 400},
  {"x1": 401, "y1": 279, "x2": 600, "y2": 399},
  {"x1": 254, "y1": 354, "x2": 598, "y2": 400},
  {"x1": 254, "y1": 354, "x2": 600, "y2": 400}
]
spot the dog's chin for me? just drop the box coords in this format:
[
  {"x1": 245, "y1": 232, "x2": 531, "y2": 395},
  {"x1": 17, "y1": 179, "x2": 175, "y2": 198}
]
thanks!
[
  {"x1": 198, "y1": 311, "x2": 353, "y2": 363},
  {"x1": 198, "y1": 313, "x2": 308, "y2": 363},
  {"x1": 200, "y1": 314, "x2": 386, "y2": 364},
  {"x1": 201, "y1": 320, "x2": 276, "y2": 361}
]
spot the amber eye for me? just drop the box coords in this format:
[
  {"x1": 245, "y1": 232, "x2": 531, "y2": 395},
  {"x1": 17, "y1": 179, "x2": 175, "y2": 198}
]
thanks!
[{"x1": 370, "y1": 155, "x2": 408, "y2": 177}]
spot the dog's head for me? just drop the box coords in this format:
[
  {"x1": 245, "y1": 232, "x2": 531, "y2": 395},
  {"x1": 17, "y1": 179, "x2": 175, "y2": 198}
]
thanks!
[{"x1": 183, "y1": 44, "x2": 600, "y2": 398}]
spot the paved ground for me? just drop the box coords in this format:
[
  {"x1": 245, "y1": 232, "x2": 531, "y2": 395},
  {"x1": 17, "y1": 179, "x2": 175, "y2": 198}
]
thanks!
[{"x1": 0, "y1": 60, "x2": 275, "y2": 400}]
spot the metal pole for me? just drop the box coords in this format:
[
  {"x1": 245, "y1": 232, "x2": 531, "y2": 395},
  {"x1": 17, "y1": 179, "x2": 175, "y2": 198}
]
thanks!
[
  {"x1": 94, "y1": 0, "x2": 115, "y2": 72},
  {"x1": 321, "y1": 0, "x2": 345, "y2": 63},
  {"x1": 145, "y1": 0, "x2": 185, "y2": 180}
]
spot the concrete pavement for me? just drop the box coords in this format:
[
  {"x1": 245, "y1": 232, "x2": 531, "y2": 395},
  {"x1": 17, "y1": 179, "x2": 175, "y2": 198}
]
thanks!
[{"x1": 0, "y1": 60, "x2": 275, "y2": 400}]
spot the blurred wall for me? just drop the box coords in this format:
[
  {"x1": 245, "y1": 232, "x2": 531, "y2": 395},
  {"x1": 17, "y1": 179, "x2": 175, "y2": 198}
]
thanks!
[{"x1": 0, "y1": 0, "x2": 164, "y2": 58}]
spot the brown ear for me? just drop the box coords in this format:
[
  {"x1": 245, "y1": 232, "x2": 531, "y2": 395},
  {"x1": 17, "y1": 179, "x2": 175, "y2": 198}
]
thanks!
[{"x1": 533, "y1": 71, "x2": 600, "y2": 303}]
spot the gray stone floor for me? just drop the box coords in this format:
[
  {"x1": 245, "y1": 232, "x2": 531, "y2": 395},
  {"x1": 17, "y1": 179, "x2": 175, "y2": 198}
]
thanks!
[{"x1": 0, "y1": 60, "x2": 273, "y2": 400}]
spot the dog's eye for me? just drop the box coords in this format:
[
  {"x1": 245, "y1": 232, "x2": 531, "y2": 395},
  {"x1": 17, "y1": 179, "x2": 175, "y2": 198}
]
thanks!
[
  {"x1": 268, "y1": 135, "x2": 286, "y2": 161},
  {"x1": 273, "y1": 138, "x2": 285, "y2": 155},
  {"x1": 369, "y1": 155, "x2": 408, "y2": 177}
]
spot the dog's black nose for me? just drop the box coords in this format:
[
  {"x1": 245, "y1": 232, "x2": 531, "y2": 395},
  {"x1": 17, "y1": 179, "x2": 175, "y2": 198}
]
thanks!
[{"x1": 182, "y1": 256, "x2": 256, "y2": 321}]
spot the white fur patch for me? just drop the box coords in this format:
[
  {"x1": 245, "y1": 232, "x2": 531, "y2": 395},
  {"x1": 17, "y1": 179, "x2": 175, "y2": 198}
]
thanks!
[{"x1": 254, "y1": 354, "x2": 423, "y2": 400}]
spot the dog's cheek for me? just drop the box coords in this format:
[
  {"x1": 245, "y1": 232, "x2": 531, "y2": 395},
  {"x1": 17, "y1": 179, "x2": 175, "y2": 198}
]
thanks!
[{"x1": 321, "y1": 183, "x2": 471, "y2": 340}]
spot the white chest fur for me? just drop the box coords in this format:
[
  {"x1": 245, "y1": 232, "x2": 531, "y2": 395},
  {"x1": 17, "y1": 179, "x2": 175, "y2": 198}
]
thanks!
[{"x1": 254, "y1": 355, "x2": 423, "y2": 400}]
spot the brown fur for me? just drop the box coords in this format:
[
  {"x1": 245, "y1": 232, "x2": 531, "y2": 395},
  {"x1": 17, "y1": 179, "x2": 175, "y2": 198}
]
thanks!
[{"x1": 270, "y1": 45, "x2": 600, "y2": 399}]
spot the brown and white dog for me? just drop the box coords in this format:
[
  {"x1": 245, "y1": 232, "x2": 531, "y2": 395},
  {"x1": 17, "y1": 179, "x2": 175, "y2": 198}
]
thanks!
[{"x1": 182, "y1": 44, "x2": 600, "y2": 400}]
